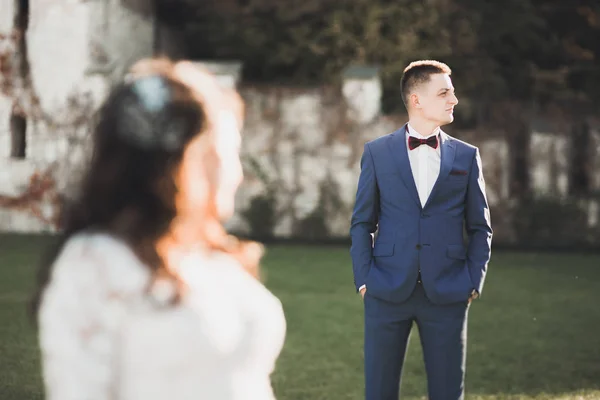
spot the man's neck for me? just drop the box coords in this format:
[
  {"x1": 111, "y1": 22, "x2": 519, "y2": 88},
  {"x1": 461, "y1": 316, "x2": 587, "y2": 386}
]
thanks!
[{"x1": 407, "y1": 118, "x2": 440, "y2": 138}]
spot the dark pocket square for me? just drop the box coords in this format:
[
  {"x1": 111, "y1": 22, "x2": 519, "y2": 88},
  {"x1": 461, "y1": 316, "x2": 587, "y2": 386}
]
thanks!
[{"x1": 449, "y1": 169, "x2": 468, "y2": 176}]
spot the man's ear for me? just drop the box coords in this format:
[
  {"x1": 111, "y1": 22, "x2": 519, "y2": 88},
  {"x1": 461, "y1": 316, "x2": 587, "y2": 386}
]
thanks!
[{"x1": 410, "y1": 93, "x2": 420, "y2": 109}]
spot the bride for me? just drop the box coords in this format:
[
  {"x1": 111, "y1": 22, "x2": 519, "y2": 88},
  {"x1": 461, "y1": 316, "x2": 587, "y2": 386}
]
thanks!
[{"x1": 32, "y1": 58, "x2": 286, "y2": 400}]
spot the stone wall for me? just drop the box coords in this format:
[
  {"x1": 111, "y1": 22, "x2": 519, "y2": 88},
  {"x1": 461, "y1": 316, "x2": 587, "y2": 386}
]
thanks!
[
  {"x1": 227, "y1": 84, "x2": 399, "y2": 239},
  {"x1": 228, "y1": 86, "x2": 540, "y2": 240},
  {"x1": 0, "y1": 0, "x2": 15, "y2": 161},
  {"x1": 230, "y1": 100, "x2": 600, "y2": 244}
]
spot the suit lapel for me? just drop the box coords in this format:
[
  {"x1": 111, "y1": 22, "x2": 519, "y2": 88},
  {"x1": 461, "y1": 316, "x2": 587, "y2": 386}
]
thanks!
[
  {"x1": 424, "y1": 131, "x2": 456, "y2": 209},
  {"x1": 387, "y1": 125, "x2": 421, "y2": 208}
]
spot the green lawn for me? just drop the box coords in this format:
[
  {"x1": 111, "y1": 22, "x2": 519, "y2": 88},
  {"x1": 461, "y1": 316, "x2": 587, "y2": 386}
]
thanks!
[{"x1": 1, "y1": 234, "x2": 599, "y2": 400}]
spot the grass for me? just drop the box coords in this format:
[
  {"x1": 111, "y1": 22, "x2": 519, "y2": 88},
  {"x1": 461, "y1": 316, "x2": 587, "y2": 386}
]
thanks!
[{"x1": 0, "y1": 234, "x2": 599, "y2": 399}]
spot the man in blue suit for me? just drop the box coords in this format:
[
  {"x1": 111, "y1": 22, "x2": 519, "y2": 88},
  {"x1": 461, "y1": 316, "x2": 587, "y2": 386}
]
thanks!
[{"x1": 350, "y1": 60, "x2": 492, "y2": 400}]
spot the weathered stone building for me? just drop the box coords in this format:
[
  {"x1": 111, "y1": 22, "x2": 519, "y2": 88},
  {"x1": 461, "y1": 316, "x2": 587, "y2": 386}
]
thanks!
[{"x1": 0, "y1": 0, "x2": 155, "y2": 231}]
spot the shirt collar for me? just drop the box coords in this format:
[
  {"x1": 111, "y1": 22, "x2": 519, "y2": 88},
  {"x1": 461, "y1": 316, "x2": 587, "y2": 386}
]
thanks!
[{"x1": 406, "y1": 123, "x2": 440, "y2": 139}]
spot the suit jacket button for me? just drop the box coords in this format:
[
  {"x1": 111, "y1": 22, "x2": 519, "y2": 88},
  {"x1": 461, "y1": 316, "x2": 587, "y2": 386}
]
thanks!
[{"x1": 416, "y1": 244, "x2": 422, "y2": 250}]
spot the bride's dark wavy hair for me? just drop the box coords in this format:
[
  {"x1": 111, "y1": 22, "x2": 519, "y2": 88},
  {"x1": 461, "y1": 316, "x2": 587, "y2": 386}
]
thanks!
[{"x1": 30, "y1": 59, "x2": 262, "y2": 317}]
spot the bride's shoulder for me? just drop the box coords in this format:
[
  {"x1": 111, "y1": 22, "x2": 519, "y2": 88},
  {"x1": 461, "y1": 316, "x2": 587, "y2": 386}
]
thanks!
[
  {"x1": 51, "y1": 231, "x2": 150, "y2": 291},
  {"x1": 184, "y1": 250, "x2": 281, "y2": 304},
  {"x1": 60, "y1": 231, "x2": 129, "y2": 255},
  {"x1": 56, "y1": 232, "x2": 140, "y2": 268}
]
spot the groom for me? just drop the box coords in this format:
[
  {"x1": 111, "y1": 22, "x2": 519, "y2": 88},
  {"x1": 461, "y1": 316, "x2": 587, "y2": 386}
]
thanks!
[{"x1": 350, "y1": 60, "x2": 492, "y2": 400}]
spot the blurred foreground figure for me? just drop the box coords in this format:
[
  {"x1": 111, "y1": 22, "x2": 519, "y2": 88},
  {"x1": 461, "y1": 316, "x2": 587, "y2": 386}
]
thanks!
[{"x1": 32, "y1": 58, "x2": 286, "y2": 400}]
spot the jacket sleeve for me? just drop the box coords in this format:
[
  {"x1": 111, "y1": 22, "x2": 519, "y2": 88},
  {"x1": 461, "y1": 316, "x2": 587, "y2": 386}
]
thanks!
[
  {"x1": 349, "y1": 143, "x2": 379, "y2": 291},
  {"x1": 465, "y1": 148, "x2": 493, "y2": 294}
]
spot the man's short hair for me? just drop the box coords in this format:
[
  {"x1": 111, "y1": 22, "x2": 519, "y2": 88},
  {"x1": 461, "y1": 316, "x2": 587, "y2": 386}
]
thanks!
[{"x1": 400, "y1": 60, "x2": 452, "y2": 108}]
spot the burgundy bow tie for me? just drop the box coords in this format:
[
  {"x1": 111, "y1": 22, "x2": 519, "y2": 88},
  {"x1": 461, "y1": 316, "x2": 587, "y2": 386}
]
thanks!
[{"x1": 408, "y1": 135, "x2": 439, "y2": 150}]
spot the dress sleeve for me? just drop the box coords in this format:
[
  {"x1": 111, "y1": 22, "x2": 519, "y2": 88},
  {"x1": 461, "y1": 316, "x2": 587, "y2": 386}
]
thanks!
[{"x1": 37, "y1": 235, "x2": 136, "y2": 400}]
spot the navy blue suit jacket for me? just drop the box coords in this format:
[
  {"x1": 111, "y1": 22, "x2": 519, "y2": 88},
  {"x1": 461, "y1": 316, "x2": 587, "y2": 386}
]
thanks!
[{"x1": 350, "y1": 125, "x2": 493, "y2": 304}]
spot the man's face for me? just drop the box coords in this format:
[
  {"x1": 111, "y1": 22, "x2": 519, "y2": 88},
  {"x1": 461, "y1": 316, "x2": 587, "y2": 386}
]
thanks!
[{"x1": 412, "y1": 73, "x2": 458, "y2": 126}]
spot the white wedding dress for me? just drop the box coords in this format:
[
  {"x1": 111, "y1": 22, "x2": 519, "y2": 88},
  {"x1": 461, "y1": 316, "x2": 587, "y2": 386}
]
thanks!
[{"x1": 38, "y1": 232, "x2": 286, "y2": 400}]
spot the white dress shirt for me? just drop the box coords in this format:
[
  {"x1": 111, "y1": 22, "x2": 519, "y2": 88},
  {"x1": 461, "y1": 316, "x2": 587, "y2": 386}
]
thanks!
[
  {"x1": 406, "y1": 123, "x2": 442, "y2": 207},
  {"x1": 360, "y1": 124, "x2": 442, "y2": 294}
]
